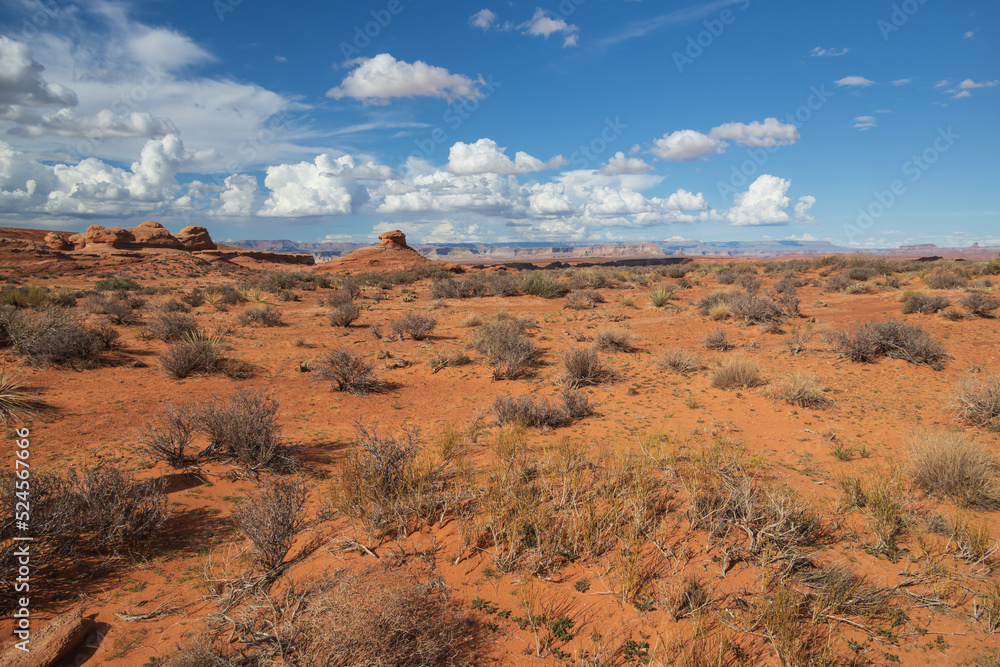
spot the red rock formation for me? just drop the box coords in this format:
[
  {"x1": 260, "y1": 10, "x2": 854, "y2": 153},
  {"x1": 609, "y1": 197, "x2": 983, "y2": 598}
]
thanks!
[
  {"x1": 176, "y1": 226, "x2": 216, "y2": 251},
  {"x1": 315, "y1": 229, "x2": 461, "y2": 274},
  {"x1": 44, "y1": 232, "x2": 72, "y2": 251},
  {"x1": 378, "y1": 229, "x2": 409, "y2": 249},
  {"x1": 130, "y1": 220, "x2": 183, "y2": 248},
  {"x1": 85, "y1": 225, "x2": 135, "y2": 247}
]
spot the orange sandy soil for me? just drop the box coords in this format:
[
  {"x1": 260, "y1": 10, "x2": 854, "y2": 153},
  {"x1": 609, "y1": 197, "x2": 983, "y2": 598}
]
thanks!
[{"x1": 1, "y1": 259, "x2": 999, "y2": 666}]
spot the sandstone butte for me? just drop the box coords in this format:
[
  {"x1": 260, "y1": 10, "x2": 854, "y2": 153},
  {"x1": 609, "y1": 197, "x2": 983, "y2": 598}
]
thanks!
[{"x1": 313, "y1": 229, "x2": 463, "y2": 274}]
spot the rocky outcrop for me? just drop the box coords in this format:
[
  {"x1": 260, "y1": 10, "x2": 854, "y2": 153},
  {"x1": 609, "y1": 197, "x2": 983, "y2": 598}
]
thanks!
[
  {"x1": 131, "y1": 220, "x2": 183, "y2": 248},
  {"x1": 85, "y1": 225, "x2": 134, "y2": 247},
  {"x1": 44, "y1": 232, "x2": 72, "y2": 251},
  {"x1": 177, "y1": 226, "x2": 216, "y2": 251},
  {"x1": 315, "y1": 230, "x2": 462, "y2": 275},
  {"x1": 378, "y1": 229, "x2": 409, "y2": 249}
]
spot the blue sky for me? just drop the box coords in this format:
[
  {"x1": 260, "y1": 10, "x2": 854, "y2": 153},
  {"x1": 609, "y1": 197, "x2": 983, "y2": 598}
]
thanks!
[{"x1": 0, "y1": 0, "x2": 997, "y2": 247}]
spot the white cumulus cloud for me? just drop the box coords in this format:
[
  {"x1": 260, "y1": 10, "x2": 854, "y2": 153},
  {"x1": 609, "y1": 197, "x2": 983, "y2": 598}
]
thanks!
[
  {"x1": 326, "y1": 54, "x2": 484, "y2": 104},
  {"x1": 0, "y1": 36, "x2": 78, "y2": 110},
  {"x1": 726, "y1": 175, "x2": 793, "y2": 226},
  {"x1": 447, "y1": 138, "x2": 566, "y2": 175},
  {"x1": 650, "y1": 130, "x2": 722, "y2": 161},
  {"x1": 794, "y1": 195, "x2": 817, "y2": 223},
  {"x1": 600, "y1": 151, "x2": 653, "y2": 175},
  {"x1": 709, "y1": 118, "x2": 799, "y2": 147},
  {"x1": 469, "y1": 9, "x2": 497, "y2": 30},
  {"x1": 520, "y1": 8, "x2": 580, "y2": 47}
]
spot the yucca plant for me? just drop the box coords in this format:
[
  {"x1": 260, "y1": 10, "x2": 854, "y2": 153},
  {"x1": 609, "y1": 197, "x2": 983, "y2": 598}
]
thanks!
[{"x1": 0, "y1": 370, "x2": 48, "y2": 423}]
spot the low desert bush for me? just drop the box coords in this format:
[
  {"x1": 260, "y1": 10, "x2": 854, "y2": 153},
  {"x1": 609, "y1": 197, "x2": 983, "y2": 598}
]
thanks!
[
  {"x1": 962, "y1": 293, "x2": 1000, "y2": 317},
  {"x1": 201, "y1": 389, "x2": 296, "y2": 473},
  {"x1": 562, "y1": 348, "x2": 616, "y2": 387},
  {"x1": 70, "y1": 464, "x2": 169, "y2": 556},
  {"x1": 703, "y1": 328, "x2": 732, "y2": 351},
  {"x1": 328, "y1": 300, "x2": 360, "y2": 327},
  {"x1": 953, "y1": 376, "x2": 1000, "y2": 431},
  {"x1": 236, "y1": 303, "x2": 283, "y2": 327},
  {"x1": 316, "y1": 348, "x2": 385, "y2": 394},
  {"x1": 159, "y1": 335, "x2": 221, "y2": 379},
  {"x1": 655, "y1": 348, "x2": 703, "y2": 373},
  {"x1": 710, "y1": 358, "x2": 766, "y2": 390},
  {"x1": 926, "y1": 272, "x2": 967, "y2": 289},
  {"x1": 0, "y1": 284, "x2": 50, "y2": 308},
  {"x1": 141, "y1": 311, "x2": 198, "y2": 341},
  {"x1": 520, "y1": 271, "x2": 569, "y2": 298},
  {"x1": 593, "y1": 327, "x2": 635, "y2": 352},
  {"x1": 5, "y1": 307, "x2": 110, "y2": 367},
  {"x1": 828, "y1": 319, "x2": 949, "y2": 370},
  {"x1": 493, "y1": 390, "x2": 594, "y2": 427},
  {"x1": 901, "y1": 293, "x2": 950, "y2": 314},
  {"x1": 729, "y1": 293, "x2": 783, "y2": 324},
  {"x1": 390, "y1": 313, "x2": 437, "y2": 340},
  {"x1": 776, "y1": 374, "x2": 830, "y2": 408},
  {"x1": 472, "y1": 320, "x2": 539, "y2": 380},
  {"x1": 909, "y1": 431, "x2": 1000, "y2": 508},
  {"x1": 822, "y1": 274, "x2": 853, "y2": 293},
  {"x1": 94, "y1": 275, "x2": 141, "y2": 291},
  {"x1": 139, "y1": 404, "x2": 199, "y2": 468},
  {"x1": 232, "y1": 477, "x2": 310, "y2": 572},
  {"x1": 218, "y1": 568, "x2": 479, "y2": 665}
]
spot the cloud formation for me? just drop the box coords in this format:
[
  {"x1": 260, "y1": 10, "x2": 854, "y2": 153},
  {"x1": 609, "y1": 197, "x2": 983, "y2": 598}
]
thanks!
[
  {"x1": 327, "y1": 54, "x2": 484, "y2": 104},
  {"x1": 520, "y1": 8, "x2": 580, "y2": 47},
  {"x1": 447, "y1": 139, "x2": 567, "y2": 175},
  {"x1": 835, "y1": 76, "x2": 876, "y2": 87}
]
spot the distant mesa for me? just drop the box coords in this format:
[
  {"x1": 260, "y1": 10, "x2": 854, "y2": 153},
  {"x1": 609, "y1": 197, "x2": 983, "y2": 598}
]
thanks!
[{"x1": 315, "y1": 229, "x2": 463, "y2": 274}]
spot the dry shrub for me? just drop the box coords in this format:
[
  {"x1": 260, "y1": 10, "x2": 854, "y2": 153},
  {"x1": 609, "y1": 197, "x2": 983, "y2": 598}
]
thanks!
[
  {"x1": 565, "y1": 291, "x2": 597, "y2": 310},
  {"x1": 160, "y1": 337, "x2": 220, "y2": 379},
  {"x1": 926, "y1": 272, "x2": 967, "y2": 289},
  {"x1": 953, "y1": 375, "x2": 1000, "y2": 431},
  {"x1": 660, "y1": 575, "x2": 712, "y2": 620},
  {"x1": 429, "y1": 350, "x2": 472, "y2": 373},
  {"x1": 593, "y1": 327, "x2": 635, "y2": 352},
  {"x1": 492, "y1": 390, "x2": 594, "y2": 428},
  {"x1": 316, "y1": 348, "x2": 385, "y2": 394},
  {"x1": 799, "y1": 563, "x2": 895, "y2": 617},
  {"x1": 751, "y1": 578, "x2": 838, "y2": 666},
  {"x1": 71, "y1": 464, "x2": 169, "y2": 556},
  {"x1": 141, "y1": 311, "x2": 197, "y2": 341},
  {"x1": 776, "y1": 374, "x2": 830, "y2": 408},
  {"x1": 909, "y1": 431, "x2": 1000, "y2": 508},
  {"x1": 828, "y1": 319, "x2": 949, "y2": 370},
  {"x1": 655, "y1": 347, "x2": 703, "y2": 374},
  {"x1": 786, "y1": 329, "x2": 814, "y2": 355},
  {"x1": 901, "y1": 293, "x2": 950, "y2": 314},
  {"x1": 390, "y1": 313, "x2": 437, "y2": 340},
  {"x1": 710, "y1": 358, "x2": 765, "y2": 390},
  {"x1": 962, "y1": 293, "x2": 1000, "y2": 317},
  {"x1": 728, "y1": 293, "x2": 783, "y2": 324},
  {"x1": 472, "y1": 319, "x2": 539, "y2": 380},
  {"x1": 201, "y1": 389, "x2": 296, "y2": 473},
  {"x1": 220, "y1": 568, "x2": 478, "y2": 666},
  {"x1": 140, "y1": 404, "x2": 199, "y2": 468},
  {"x1": 232, "y1": 477, "x2": 310, "y2": 572},
  {"x1": 327, "y1": 291, "x2": 360, "y2": 327},
  {"x1": 562, "y1": 348, "x2": 616, "y2": 387},
  {"x1": 5, "y1": 307, "x2": 111, "y2": 367},
  {"x1": 708, "y1": 302, "x2": 731, "y2": 321},
  {"x1": 332, "y1": 424, "x2": 455, "y2": 535},
  {"x1": 236, "y1": 303, "x2": 283, "y2": 327},
  {"x1": 702, "y1": 328, "x2": 731, "y2": 351}
]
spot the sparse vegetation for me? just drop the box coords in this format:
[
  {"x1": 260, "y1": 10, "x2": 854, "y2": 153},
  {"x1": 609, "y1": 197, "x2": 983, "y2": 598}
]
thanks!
[
  {"x1": 390, "y1": 313, "x2": 437, "y2": 340},
  {"x1": 909, "y1": 431, "x2": 1000, "y2": 508},
  {"x1": 593, "y1": 327, "x2": 635, "y2": 352},
  {"x1": 655, "y1": 347, "x2": 704, "y2": 374},
  {"x1": 710, "y1": 358, "x2": 766, "y2": 389},
  {"x1": 829, "y1": 319, "x2": 949, "y2": 370},
  {"x1": 236, "y1": 303, "x2": 283, "y2": 327},
  {"x1": 472, "y1": 319, "x2": 539, "y2": 380},
  {"x1": 561, "y1": 348, "x2": 616, "y2": 387},
  {"x1": 775, "y1": 373, "x2": 830, "y2": 408},
  {"x1": 962, "y1": 293, "x2": 1000, "y2": 317},
  {"x1": 953, "y1": 375, "x2": 1000, "y2": 431},
  {"x1": 316, "y1": 348, "x2": 385, "y2": 394},
  {"x1": 493, "y1": 390, "x2": 594, "y2": 427}
]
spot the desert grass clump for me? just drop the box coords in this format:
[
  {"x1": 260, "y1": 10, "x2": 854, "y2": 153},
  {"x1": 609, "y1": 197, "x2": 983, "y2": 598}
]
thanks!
[
  {"x1": 655, "y1": 347, "x2": 703, "y2": 374},
  {"x1": 561, "y1": 348, "x2": 616, "y2": 388},
  {"x1": 141, "y1": 311, "x2": 198, "y2": 342},
  {"x1": 649, "y1": 285, "x2": 674, "y2": 308},
  {"x1": 316, "y1": 348, "x2": 385, "y2": 394},
  {"x1": 232, "y1": 477, "x2": 310, "y2": 572},
  {"x1": 702, "y1": 328, "x2": 732, "y2": 351},
  {"x1": 236, "y1": 303, "x2": 283, "y2": 327},
  {"x1": 429, "y1": 350, "x2": 472, "y2": 373},
  {"x1": 492, "y1": 390, "x2": 594, "y2": 428},
  {"x1": 0, "y1": 371, "x2": 48, "y2": 423},
  {"x1": 660, "y1": 575, "x2": 712, "y2": 620},
  {"x1": 390, "y1": 313, "x2": 437, "y2": 340},
  {"x1": 926, "y1": 272, "x2": 968, "y2": 289},
  {"x1": 786, "y1": 329, "x2": 814, "y2": 355},
  {"x1": 953, "y1": 375, "x2": 1000, "y2": 431},
  {"x1": 94, "y1": 275, "x2": 141, "y2": 292},
  {"x1": 799, "y1": 564, "x2": 895, "y2": 618},
  {"x1": 962, "y1": 293, "x2": 1000, "y2": 317},
  {"x1": 710, "y1": 358, "x2": 765, "y2": 390},
  {"x1": 828, "y1": 319, "x2": 949, "y2": 370},
  {"x1": 901, "y1": 293, "x2": 950, "y2": 314},
  {"x1": 0, "y1": 284, "x2": 50, "y2": 309},
  {"x1": 909, "y1": 431, "x2": 1000, "y2": 508},
  {"x1": 201, "y1": 389, "x2": 296, "y2": 473},
  {"x1": 472, "y1": 320, "x2": 539, "y2": 380},
  {"x1": 776, "y1": 374, "x2": 830, "y2": 408},
  {"x1": 593, "y1": 327, "x2": 635, "y2": 352}
]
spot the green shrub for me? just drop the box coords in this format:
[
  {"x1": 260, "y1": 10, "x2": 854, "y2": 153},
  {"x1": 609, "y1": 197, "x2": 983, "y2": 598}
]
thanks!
[
  {"x1": 520, "y1": 271, "x2": 569, "y2": 298},
  {"x1": 95, "y1": 275, "x2": 141, "y2": 291}
]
